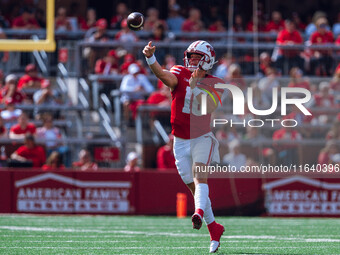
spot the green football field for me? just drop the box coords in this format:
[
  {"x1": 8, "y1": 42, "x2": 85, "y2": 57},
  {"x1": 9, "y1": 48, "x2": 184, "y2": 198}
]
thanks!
[{"x1": 0, "y1": 215, "x2": 339, "y2": 254}]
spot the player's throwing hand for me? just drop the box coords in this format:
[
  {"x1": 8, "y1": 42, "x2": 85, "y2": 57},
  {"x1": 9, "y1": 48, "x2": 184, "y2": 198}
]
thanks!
[
  {"x1": 189, "y1": 68, "x2": 206, "y2": 89},
  {"x1": 142, "y1": 41, "x2": 156, "y2": 58}
]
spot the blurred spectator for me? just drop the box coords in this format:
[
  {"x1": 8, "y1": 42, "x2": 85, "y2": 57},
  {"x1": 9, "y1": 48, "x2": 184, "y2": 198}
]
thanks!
[
  {"x1": 313, "y1": 82, "x2": 335, "y2": 107},
  {"x1": 249, "y1": 82, "x2": 271, "y2": 109},
  {"x1": 330, "y1": 64, "x2": 340, "y2": 91},
  {"x1": 81, "y1": 8, "x2": 97, "y2": 30},
  {"x1": 233, "y1": 14, "x2": 246, "y2": 32},
  {"x1": 83, "y1": 18, "x2": 110, "y2": 72},
  {"x1": 326, "y1": 121, "x2": 340, "y2": 140},
  {"x1": 309, "y1": 17, "x2": 334, "y2": 76},
  {"x1": 162, "y1": 54, "x2": 176, "y2": 70},
  {"x1": 146, "y1": 81, "x2": 171, "y2": 107},
  {"x1": 120, "y1": 64, "x2": 154, "y2": 122},
  {"x1": 258, "y1": 52, "x2": 275, "y2": 76},
  {"x1": 208, "y1": 19, "x2": 226, "y2": 32},
  {"x1": 17, "y1": 64, "x2": 44, "y2": 90},
  {"x1": 266, "y1": 11, "x2": 284, "y2": 32},
  {"x1": 305, "y1": 11, "x2": 329, "y2": 39},
  {"x1": 0, "y1": 97, "x2": 22, "y2": 123},
  {"x1": 9, "y1": 112, "x2": 36, "y2": 139},
  {"x1": 318, "y1": 140, "x2": 339, "y2": 165},
  {"x1": 181, "y1": 8, "x2": 204, "y2": 32},
  {"x1": 0, "y1": 10, "x2": 10, "y2": 28},
  {"x1": 149, "y1": 23, "x2": 167, "y2": 41},
  {"x1": 94, "y1": 49, "x2": 119, "y2": 75},
  {"x1": 42, "y1": 151, "x2": 65, "y2": 171},
  {"x1": 333, "y1": 12, "x2": 340, "y2": 36},
  {"x1": 223, "y1": 140, "x2": 247, "y2": 170},
  {"x1": 258, "y1": 67, "x2": 279, "y2": 102},
  {"x1": 10, "y1": 134, "x2": 46, "y2": 168},
  {"x1": 273, "y1": 126, "x2": 302, "y2": 165},
  {"x1": 110, "y1": 2, "x2": 129, "y2": 29},
  {"x1": 246, "y1": 13, "x2": 266, "y2": 32},
  {"x1": 33, "y1": 79, "x2": 62, "y2": 119},
  {"x1": 68, "y1": 2, "x2": 86, "y2": 31},
  {"x1": 0, "y1": 74, "x2": 25, "y2": 104},
  {"x1": 224, "y1": 63, "x2": 246, "y2": 91},
  {"x1": 12, "y1": 7, "x2": 40, "y2": 29},
  {"x1": 72, "y1": 149, "x2": 98, "y2": 171},
  {"x1": 292, "y1": 12, "x2": 306, "y2": 32},
  {"x1": 36, "y1": 113, "x2": 69, "y2": 166},
  {"x1": 144, "y1": 7, "x2": 167, "y2": 31},
  {"x1": 124, "y1": 151, "x2": 140, "y2": 172},
  {"x1": 120, "y1": 54, "x2": 147, "y2": 75},
  {"x1": 213, "y1": 54, "x2": 231, "y2": 78},
  {"x1": 288, "y1": 67, "x2": 310, "y2": 90},
  {"x1": 166, "y1": 4, "x2": 185, "y2": 32},
  {"x1": 157, "y1": 134, "x2": 176, "y2": 170},
  {"x1": 0, "y1": 116, "x2": 7, "y2": 137},
  {"x1": 55, "y1": 7, "x2": 72, "y2": 31},
  {"x1": 275, "y1": 19, "x2": 304, "y2": 74},
  {"x1": 115, "y1": 19, "x2": 138, "y2": 42}
]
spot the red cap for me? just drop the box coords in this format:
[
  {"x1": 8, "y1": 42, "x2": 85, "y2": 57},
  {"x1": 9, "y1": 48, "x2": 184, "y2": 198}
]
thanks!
[
  {"x1": 124, "y1": 53, "x2": 135, "y2": 63},
  {"x1": 107, "y1": 50, "x2": 117, "y2": 58},
  {"x1": 96, "y1": 18, "x2": 107, "y2": 29},
  {"x1": 41, "y1": 79, "x2": 51, "y2": 88},
  {"x1": 25, "y1": 63, "x2": 37, "y2": 73}
]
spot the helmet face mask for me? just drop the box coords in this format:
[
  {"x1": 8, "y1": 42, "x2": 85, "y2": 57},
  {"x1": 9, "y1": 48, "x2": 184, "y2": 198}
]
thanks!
[{"x1": 183, "y1": 40, "x2": 216, "y2": 71}]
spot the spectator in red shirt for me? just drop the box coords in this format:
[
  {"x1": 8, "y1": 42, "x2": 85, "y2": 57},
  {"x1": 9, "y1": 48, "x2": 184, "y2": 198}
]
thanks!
[
  {"x1": 55, "y1": 7, "x2": 72, "y2": 31},
  {"x1": 9, "y1": 112, "x2": 36, "y2": 139},
  {"x1": 273, "y1": 126, "x2": 302, "y2": 165},
  {"x1": 157, "y1": 134, "x2": 176, "y2": 171},
  {"x1": 275, "y1": 19, "x2": 304, "y2": 74},
  {"x1": 181, "y1": 8, "x2": 204, "y2": 32},
  {"x1": 120, "y1": 54, "x2": 147, "y2": 75},
  {"x1": 246, "y1": 12, "x2": 266, "y2": 32},
  {"x1": 258, "y1": 52, "x2": 275, "y2": 77},
  {"x1": 0, "y1": 74, "x2": 25, "y2": 104},
  {"x1": 17, "y1": 64, "x2": 44, "y2": 91},
  {"x1": 10, "y1": 134, "x2": 46, "y2": 168},
  {"x1": 12, "y1": 7, "x2": 40, "y2": 29},
  {"x1": 266, "y1": 11, "x2": 285, "y2": 32},
  {"x1": 309, "y1": 17, "x2": 334, "y2": 76},
  {"x1": 80, "y1": 8, "x2": 97, "y2": 30},
  {"x1": 110, "y1": 2, "x2": 129, "y2": 29},
  {"x1": 288, "y1": 67, "x2": 311, "y2": 90},
  {"x1": 72, "y1": 149, "x2": 98, "y2": 171},
  {"x1": 124, "y1": 151, "x2": 140, "y2": 172},
  {"x1": 42, "y1": 151, "x2": 65, "y2": 171},
  {"x1": 94, "y1": 49, "x2": 119, "y2": 75}
]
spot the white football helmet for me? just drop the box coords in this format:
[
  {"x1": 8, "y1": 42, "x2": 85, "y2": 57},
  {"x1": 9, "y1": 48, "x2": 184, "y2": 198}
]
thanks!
[{"x1": 184, "y1": 40, "x2": 216, "y2": 71}]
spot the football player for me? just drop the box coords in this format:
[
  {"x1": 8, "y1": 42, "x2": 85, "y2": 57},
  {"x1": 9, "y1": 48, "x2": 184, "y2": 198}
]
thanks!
[{"x1": 143, "y1": 40, "x2": 225, "y2": 253}]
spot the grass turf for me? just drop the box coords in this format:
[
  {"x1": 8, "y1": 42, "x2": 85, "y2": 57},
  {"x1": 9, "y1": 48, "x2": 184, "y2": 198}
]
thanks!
[{"x1": 0, "y1": 215, "x2": 339, "y2": 254}]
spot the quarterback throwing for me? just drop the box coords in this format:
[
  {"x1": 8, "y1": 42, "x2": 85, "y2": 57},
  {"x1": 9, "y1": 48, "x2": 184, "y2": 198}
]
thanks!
[{"x1": 143, "y1": 40, "x2": 225, "y2": 253}]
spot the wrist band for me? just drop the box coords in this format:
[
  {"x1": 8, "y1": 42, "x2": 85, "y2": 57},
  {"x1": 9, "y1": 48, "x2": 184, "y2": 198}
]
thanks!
[
  {"x1": 145, "y1": 55, "x2": 156, "y2": 65},
  {"x1": 192, "y1": 87, "x2": 201, "y2": 97}
]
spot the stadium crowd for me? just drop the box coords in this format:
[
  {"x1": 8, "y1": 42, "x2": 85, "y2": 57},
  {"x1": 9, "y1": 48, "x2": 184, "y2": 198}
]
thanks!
[{"x1": 0, "y1": 1, "x2": 339, "y2": 171}]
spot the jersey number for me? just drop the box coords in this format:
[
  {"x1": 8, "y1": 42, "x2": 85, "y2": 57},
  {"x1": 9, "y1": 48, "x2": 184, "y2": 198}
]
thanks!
[{"x1": 182, "y1": 87, "x2": 202, "y2": 115}]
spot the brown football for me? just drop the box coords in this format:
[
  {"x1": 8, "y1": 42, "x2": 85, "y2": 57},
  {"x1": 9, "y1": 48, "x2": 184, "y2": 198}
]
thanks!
[{"x1": 126, "y1": 12, "x2": 145, "y2": 31}]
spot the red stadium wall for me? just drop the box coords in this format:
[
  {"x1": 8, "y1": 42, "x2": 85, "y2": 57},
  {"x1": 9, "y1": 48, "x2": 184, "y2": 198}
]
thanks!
[{"x1": 0, "y1": 169, "x2": 339, "y2": 217}]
